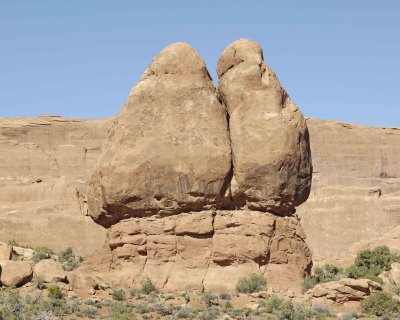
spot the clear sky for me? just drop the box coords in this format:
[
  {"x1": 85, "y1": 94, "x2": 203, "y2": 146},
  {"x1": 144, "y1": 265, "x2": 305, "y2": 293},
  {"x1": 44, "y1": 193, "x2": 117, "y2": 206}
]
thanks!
[{"x1": 1, "y1": 1, "x2": 399, "y2": 127}]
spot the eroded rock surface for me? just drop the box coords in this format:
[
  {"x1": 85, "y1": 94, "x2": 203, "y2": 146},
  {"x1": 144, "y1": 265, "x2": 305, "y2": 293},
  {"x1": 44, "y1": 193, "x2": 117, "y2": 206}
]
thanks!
[
  {"x1": 80, "y1": 40, "x2": 314, "y2": 293},
  {"x1": 87, "y1": 43, "x2": 232, "y2": 227},
  {"x1": 308, "y1": 278, "x2": 382, "y2": 312},
  {"x1": 0, "y1": 116, "x2": 109, "y2": 255},
  {"x1": 217, "y1": 39, "x2": 312, "y2": 214},
  {"x1": 74, "y1": 210, "x2": 311, "y2": 294},
  {"x1": 298, "y1": 119, "x2": 400, "y2": 264},
  {"x1": 0, "y1": 260, "x2": 33, "y2": 287}
]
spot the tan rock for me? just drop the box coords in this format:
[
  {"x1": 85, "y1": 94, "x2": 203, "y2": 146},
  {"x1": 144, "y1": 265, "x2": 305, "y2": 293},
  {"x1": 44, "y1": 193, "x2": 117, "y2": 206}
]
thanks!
[
  {"x1": 87, "y1": 43, "x2": 232, "y2": 227},
  {"x1": 33, "y1": 259, "x2": 66, "y2": 283},
  {"x1": 298, "y1": 119, "x2": 400, "y2": 264},
  {"x1": 0, "y1": 260, "x2": 33, "y2": 287},
  {"x1": 0, "y1": 116, "x2": 109, "y2": 256},
  {"x1": 77, "y1": 210, "x2": 311, "y2": 294},
  {"x1": 0, "y1": 243, "x2": 12, "y2": 260},
  {"x1": 217, "y1": 39, "x2": 312, "y2": 214},
  {"x1": 308, "y1": 278, "x2": 382, "y2": 312},
  {"x1": 12, "y1": 246, "x2": 34, "y2": 261}
]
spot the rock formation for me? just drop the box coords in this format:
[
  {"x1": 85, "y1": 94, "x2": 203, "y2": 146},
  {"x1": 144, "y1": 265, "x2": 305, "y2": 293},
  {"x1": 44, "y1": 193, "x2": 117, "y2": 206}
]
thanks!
[
  {"x1": 297, "y1": 119, "x2": 400, "y2": 265},
  {"x1": 217, "y1": 39, "x2": 312, "y2": 214},
  {"x1": 81, "y1": 40, "x2": 313, "y2": 293},
  {"x1": 0, "y1": 116, "x2": 110, "y2": 255},
  {"x1": 87, "y1": 43, "x2": 232, "y2": 227},
  {"x1": 307, "y1": 278, "x2": 382, "y2": 312},
  {"x1": 1, "y1": 39, "x2": 399, "y2": 296}
]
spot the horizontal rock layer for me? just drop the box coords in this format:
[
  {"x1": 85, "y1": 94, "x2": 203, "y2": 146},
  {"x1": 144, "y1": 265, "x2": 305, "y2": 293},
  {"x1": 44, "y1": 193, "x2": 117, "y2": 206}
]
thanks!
[
  {"x1": 298, "y1": 119, "x2": 400, "y2": 264},
  {"x1": 0, "y1": 116, "x2": 110, "y2": 255},
  {"x1": 74, "y1": 210, "x2": 311, "y2": 293},
  {"x1": 1, "y1": 116, "x2": 399, "y2": 265}
]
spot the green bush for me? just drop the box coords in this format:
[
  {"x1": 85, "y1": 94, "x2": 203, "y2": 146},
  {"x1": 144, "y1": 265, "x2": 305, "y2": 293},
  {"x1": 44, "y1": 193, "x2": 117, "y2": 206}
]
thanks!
[
  {"x1": 135, "y1": 303, "x2": 151, "y2": 314},
  {"x1": 303, "y1": 264, "x2": 344, "y2": 292},
  {"x1": 347, "y1": 246, "x2": 400, "y2": 283},
  {"x1": 112, "y1": 289, "x2": 126, "y2": 301},
  {"x1": 109, "y1": 301, "x2": 133, "y2": 320},
  {"x1": 139, "y1": 276, "x2": 157, "y2": 295},
  {"x1": 32, "y1": 247, "x2": 53, "y2": 263},
  {"x1": 0, "y1": 287, "x2": 73, "y2": 319},
  {"x1": 80, "y1": 305, "x2": 99, "y2": 318},
  {"x1": 47, "y1": 284, "x2": 62, "y2": 299},
  {"x1": 219, "y1": 292, "x2": 231, "y2": 300},
  {"x1": 361, "y1": 292, "x2": 400, "y2": 317},
  {"x1": 57, "y1": 247, "x2": 83, "y2": 271},
  {"x1": 201, "y1": 292, "x2": 218, "y2": 307},
  {"x1": 235, "y1": 273, "x2": 267, "y2": 294}
]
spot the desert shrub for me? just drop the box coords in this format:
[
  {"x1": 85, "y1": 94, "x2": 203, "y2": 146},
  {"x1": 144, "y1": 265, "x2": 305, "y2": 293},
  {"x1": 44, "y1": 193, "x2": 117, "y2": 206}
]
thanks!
[
  {"x1": 135, "y1": 303, "x2": 151, "y2": 314},
  {"x1": 57, "y1": 247, "x2": 83, "y2": 271},
  {"x1": 109, "y1": 301, "x2": 133, "y2": 320},
  {"x1": 393, "y1": 286, "x2": 400, "y2": 296},
  {"x1": 341, "y1": 312, "x2": 359, "y2": 320},
  {"x1": 199, "y1": 307, "x2": 220, "y2": 320},
  {"x1": 80, "y1": 305, "x2": 98, "y2": 318},
  {"x1": 139, "y1": 276, "x2": 157, "y2": 294},
  {"x1": 33, "y1": 276, "x2": 46, "y2": 290},
  {"x1": 164, "y1": 293, "x2": 174, "y2": 300},
  {"x1": 47, "y1": 284, "x2": 62, "y2": 299},
  {"x1": 112, "y1": 289, "x2": 126, "y2": 301},
  {"x1": 361, "y1": 291, "x2": 400, "y2": 317},
  {"x1": 347, "y1": 246, "x2": 400, "y2": 283},
  {"x1": 261, "y1": 296, "x2": 333, "y2": 320},
  {"x1": 32, "y1": 247, "x2": 53, "y2": 263},
  {"x1": 201, "y1": 292, "x2": 218, "y2": 307},
  {"x1": 303, "y1": 264, "x2": 344, "y2": 292},
  {"x1": 219, "y1": 292, "x2": 231, "y2": 300},
  {"x1": 154, "y1": 303, "x2": 174, "y2": 316},
  {"x1": 0, "y1": 287, "x2": 26, "y2": 319},
  {"x1": 235, "y1": 273, "x2": 267, "y2": 293},
  {"x1": 174, "y1": 307, "x2": 193, "y2": 318}
]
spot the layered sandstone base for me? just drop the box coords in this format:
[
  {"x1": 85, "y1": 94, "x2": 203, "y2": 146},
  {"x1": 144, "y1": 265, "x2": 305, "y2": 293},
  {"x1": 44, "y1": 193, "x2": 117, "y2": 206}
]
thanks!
[{"x1": 74, "y1": 210, "x2": 311, "y2": 294}]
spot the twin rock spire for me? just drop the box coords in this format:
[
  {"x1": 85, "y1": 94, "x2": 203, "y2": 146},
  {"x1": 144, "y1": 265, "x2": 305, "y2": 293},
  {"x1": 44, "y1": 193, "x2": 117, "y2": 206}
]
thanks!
[{"x1": 87, "y1": 39, "x2": 312, "y2": 228}]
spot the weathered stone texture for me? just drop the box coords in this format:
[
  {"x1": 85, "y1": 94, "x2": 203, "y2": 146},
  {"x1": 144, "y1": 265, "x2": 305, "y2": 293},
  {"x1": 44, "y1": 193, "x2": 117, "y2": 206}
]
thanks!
[
  {"x1": 0, "y1": 116, "x2": 109, "y2": 255},
  {"x1": 298, "y1": 119, "x2": 400, "y2": 264},
  {"x1": 217, "y1": 39, "x2": 312, "y2": 214}
]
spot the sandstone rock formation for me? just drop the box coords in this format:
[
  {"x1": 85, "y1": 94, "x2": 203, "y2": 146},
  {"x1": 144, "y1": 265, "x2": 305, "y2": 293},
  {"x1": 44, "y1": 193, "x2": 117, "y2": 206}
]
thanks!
[
  {"x1": 87, "y1": 43, "x2": 232, "y2": 227},
  {"x1": 33, "y1": 259, "x2": 67, "y2": 283},
  {"x1": 298, "y1": 119, "x2": 400, "y2": 264},
  {"x1": 0, "y1": 260, "x2": 33, "y2": 287},
  {"x1": 308, "y1": 278, "x2": 382, "y2": 312},
  {"x1": 217, "y1": 39, "x2": 312, "y2": 214},
  {"x1": 0, "y1": 116, "x2": 110, "y2": 255},
  {"x1": 75, "y1": 210, "x2": 311, "y2": 293},
  {"x1": 81, "y1": 40, "x2": 313, "y2": 294}
]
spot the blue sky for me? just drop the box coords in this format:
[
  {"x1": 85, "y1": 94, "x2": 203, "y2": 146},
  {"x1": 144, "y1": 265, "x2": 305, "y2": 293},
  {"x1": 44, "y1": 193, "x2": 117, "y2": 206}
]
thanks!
[{"x1": 1, "y1": 1, "x2": 399, "y2": 127}]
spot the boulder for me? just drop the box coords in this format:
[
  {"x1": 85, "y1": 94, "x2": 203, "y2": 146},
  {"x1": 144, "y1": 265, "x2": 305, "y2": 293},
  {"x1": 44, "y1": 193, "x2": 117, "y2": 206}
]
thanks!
[
  {"x1": 0, "y1": 260, "x2": 33, "y2": 287},
  {"x1": 308, "y1": 278, "x2": 382, "y2": 312},
  {"x1": 217, "y1": 38, "x2": 312, "y2": 214},
  {"x1": 0, "y1": 243, "x2": 12, "y2": 260},
  {"x1": 33, "y1": 259, "x2": 66, "y2": 283},
  {"x1": 12, "y1": 246, "x2": 34, "y2": 261},
  {"x1": 87, "y1": 42, "x2": 232, "y2": 227}
]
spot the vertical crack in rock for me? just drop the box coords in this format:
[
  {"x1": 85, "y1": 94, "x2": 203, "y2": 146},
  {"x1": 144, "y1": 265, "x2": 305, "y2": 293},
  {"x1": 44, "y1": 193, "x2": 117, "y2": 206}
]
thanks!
[{"x1": 200, "y1": 211, "x2": 216, "y2": 292}]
